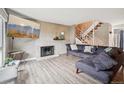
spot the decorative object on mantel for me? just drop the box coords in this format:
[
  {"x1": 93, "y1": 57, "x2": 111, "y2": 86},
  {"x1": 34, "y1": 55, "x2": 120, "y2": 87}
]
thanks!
[{"x1": 53, "y1": 31, "x2": 65, "y2": 40}]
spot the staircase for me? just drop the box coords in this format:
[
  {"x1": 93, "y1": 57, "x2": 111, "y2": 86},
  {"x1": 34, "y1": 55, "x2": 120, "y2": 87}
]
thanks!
[{"x1": 75, "y1": 21, "x2": 103, "y2": 45}]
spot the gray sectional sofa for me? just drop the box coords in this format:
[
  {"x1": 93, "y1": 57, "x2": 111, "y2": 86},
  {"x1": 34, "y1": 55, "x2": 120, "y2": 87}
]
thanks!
[
  {"x1": 66, "y1": 44, "x2": 124, "y2": 83},
  {"x1": 66, "y1": 44, "x2": 107, "y2": 58},
  {"x1": 66, "y1": 44, "x2": 109, "y2": 60}
]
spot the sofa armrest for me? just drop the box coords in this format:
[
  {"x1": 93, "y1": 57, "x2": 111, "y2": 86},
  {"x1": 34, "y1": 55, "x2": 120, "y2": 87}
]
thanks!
[{"x1": 66, "y1": 44, "x2": 71, "y2": 51}]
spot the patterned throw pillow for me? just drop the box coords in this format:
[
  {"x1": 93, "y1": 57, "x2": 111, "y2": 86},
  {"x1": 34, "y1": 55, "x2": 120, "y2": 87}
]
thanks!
[{"x1": 84, "y1": 46, "x2": 93, "y2": 53}]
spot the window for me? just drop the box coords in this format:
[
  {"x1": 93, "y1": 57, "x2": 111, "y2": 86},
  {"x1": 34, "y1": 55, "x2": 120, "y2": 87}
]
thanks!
[
  {"x1": 0, "y1": 17, "x2": 3, "y2": 67},
  {"x1": 0, "y1": 9, "x2": 8, "y2": 67}
]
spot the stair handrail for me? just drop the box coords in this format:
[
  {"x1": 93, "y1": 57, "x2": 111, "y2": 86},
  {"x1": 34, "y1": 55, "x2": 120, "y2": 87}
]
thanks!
[{"x1": 81, "y1": 21, "x2": 99, "y2": 39}]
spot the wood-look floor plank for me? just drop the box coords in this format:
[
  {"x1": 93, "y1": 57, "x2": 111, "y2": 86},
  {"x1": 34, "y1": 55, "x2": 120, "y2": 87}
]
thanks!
[{"x1": 17, "y1": 55, "x2": 101, "y2": 84}]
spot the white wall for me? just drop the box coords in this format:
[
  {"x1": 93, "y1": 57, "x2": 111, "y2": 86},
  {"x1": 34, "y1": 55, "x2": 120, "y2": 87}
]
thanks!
[
  {"x1": 69, "y1": 26, "x2": 75, "y2": 44},
  {"x1": 13, "y1": 21, "x2": 70, "y2": 59},
  {"x1": 113, "y1": 24, "x2": 124, "y2": 29},
  {"x1": 9, "y1": 15, "x2": 40, "y2": 29},
  {"x1": 94, "y1": 23, "x2": 110, "y2": 46}
]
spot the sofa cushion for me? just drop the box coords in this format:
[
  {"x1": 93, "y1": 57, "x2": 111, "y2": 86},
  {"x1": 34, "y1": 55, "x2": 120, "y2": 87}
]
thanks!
[
  {"x1": 68, "y1": 50, "x2": 91, "y2": 58},
  {"x1": 93, "y1": 52, "x2": 117, "y2": 71},
  {"x1": 94, "y1": 47, "x2": 105, "y2": 54},
  {"x1": 76, "y1": 60, "x2": 113, "y2": 83},
  {"x1": 78, "y1": 55, "x2": 96, "y2": 65}
]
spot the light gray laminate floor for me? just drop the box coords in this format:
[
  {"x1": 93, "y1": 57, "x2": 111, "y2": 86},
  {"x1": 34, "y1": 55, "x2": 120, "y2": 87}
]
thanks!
[{"x1": 16, "y1": 55, "x2": 101, "y2": 84}]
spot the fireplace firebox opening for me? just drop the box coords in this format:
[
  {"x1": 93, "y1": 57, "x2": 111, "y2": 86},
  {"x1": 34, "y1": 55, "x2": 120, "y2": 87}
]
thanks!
[{"x1": 40, "y1": 46, "x2": 54, "y2": 57}]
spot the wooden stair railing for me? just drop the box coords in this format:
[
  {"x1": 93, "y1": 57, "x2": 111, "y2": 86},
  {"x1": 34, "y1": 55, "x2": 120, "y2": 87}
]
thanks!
[
  {"x1": 75, "y1": 34, "x2": 88, "y2": 44},
  {"x1": 75, "y1": 21, "x2": 94, "y2": 44},
  {"x1": 81, "y1": 22, "x2": 103, "y2": 39},
  {"x1": 81, "y1": 22, "x2": 103, "y2": 42},
  {"x1": 75, "y1": 21, "x2": 103, "y2": 44}
]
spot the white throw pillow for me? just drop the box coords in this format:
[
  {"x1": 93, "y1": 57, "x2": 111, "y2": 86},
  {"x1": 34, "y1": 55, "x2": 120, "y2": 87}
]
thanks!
[
  {"x1": 84, "y1": 46, "x2": 93, "y2": 53},
  {"x1": 104, "y1": 47, "x2": 112, "y2": 53},
  {"x1": 70, "y1": 44, "x2": 78, "y2": 50}
]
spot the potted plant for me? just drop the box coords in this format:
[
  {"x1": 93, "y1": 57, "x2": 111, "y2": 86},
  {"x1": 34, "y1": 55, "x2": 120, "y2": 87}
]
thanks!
[{"x1": 5, "y1": 57, "x2": 13, "y2": 66}]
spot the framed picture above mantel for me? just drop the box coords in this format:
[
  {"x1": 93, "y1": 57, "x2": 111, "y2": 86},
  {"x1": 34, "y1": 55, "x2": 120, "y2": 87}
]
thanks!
[
  {"x1": 7, "y1": 24, "x2": 40, "y2": 39},
  {"x1": 7, "y1": 14, "x2": 40, "y2": 39}
]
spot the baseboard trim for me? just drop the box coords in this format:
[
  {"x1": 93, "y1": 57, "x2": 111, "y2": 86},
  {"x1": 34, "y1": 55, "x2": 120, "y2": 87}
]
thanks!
[
  {"x1": 37, "y1": 55, "x2": 59, "y2": 61},
  {"x1": 21, "y1": 57, "x2": 37, "y2": 62}
]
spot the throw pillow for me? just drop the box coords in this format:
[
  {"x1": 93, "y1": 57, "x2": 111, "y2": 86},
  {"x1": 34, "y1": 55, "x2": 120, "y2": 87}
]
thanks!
[
  {"x1": 93, "y1": 52, "x2": 117, "y2": 71},
  {"x1": 84, "y1": 46, "x2": 93, "y2": 53},
  {"x1": 104, "y1": 47, "x2": 112, "y2": 53},
  {"x1": 70, "y1": 44, "x2": 78, "y2": 50}
]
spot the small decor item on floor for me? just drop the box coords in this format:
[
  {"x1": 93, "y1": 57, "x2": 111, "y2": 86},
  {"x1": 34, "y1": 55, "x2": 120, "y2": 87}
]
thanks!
[{"x1": 4, "y1": 57, "x2": 20, "y2": 68}]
